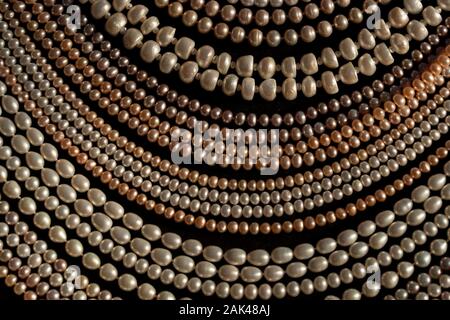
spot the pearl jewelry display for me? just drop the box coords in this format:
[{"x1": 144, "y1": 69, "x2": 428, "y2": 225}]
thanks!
[
  {"x1": 92, "y1": 0, "x2": 449, "y2": 100},
  {"x1": 0, "y1": 0, "x2": 450, "y2": 302}
]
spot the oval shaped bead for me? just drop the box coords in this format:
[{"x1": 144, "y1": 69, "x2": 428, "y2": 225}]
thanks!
[
  {"x1": 56, "y1": 184, "x2": 76, "y2": 203},
  {"x1": 423, "y1": 6, "x2": 442, "y2": 26},
  {"x1": 390, "y1": 33, "x2": 409, "y2": 55},
  {"x1": 55, "y1": 159, "x2": 75, "y2": 179},
  {"x1": 406, "y1": 209, "x2": 426, "y2": 226},
  {"x1": 11, "y1": 135, "x2": 29, "y2": 154},
  {"x1": 294, "y1": 244, "x2": 315, "y2": 260},
  {"x1": 264, "y1": 265, "x2": 284, "y2": 282},
  {"x1": 49, "y1": 226, "x2": 67, "y2": 243},
  {"x1": 329, "y1": 250, "x2": 349, "y2": 266},
  {"x1": 286, "y1": 262, "x2": 307, "y2": 278},
  {"x1": 151, "y1": 248, "x2": 172, "y2": 266},
  {"x1": 87, "y1": 189, "x2": 106, "y2": 207},
  {"x1": 123, "y1": 213, "x2": 143, "y2": 231},
  {"x1": 161, "y1": 233, "x2": 182, "y2": 250},
  {"x1": 281, "y1": 57, "x2": 297, "y2": 77},
  {"x1": 91, "y1": 0, "x2": 111, "y2": 19},
  {"x1": 219, "y1": 265, "x2": 239, "y2": 282},
  {"x1": 247, "y1": 249, "x2": 270, "y2": 267},
  {"x1": 241, "y1": 266, "x2": 263, "y2": 283},
  {"x1": 173, "y1": 255, "x2": 195, "y2": 273},
  {"x1": 349, "y1": 242, "x2": 369, "y2": 259},
  {"x1": 141, "y1": 224, "x2": 161, "y2": 241},
  {"x1": 424, "y1": 196, "x2": 442, "y2": 213},
  {"x1": 2, "y1": 95, "x2": 19, "y2": 114},
  {"x1": 104, "y1": 201, "x2": 124, "y2": 219},
  {"x1": 141, "y1": 17, "x2": 159, "y2": 35},
  {"x1": 74, "y1": 199, "x2": 94, "y2": 217},
  {"x1": 411, "y1": 186, "x2": 430, "y2": 203},
  {"x1": 91, "y1": 211, "x2": 112, "y2": 232},
  {"x1": 316, "y1": 238, "x2": 337, "y2": 255},
  {"x1": 369, "y1": 232, "x2": 388, "y2": 250},
  {"x1": 26, "y1": 152, "x2": 44, "y2": 170},
  {"x1": 224, "y1": 248, "x2": 246, "y2": 266},
  {"x1": 195, "y1": 261, "x2": 216, "y2": 278},
  {"x1": 203, "y1": 246, "x2": 223, "y2": 262},
  {"x1": 271, "y1": 247, "x2": 293, "y2": 264},
  {"x1": 182, "y1": 239, "x2": 202, "y2": 257},
  {"x1": 110, "y1": 226, "x2": 131, "y2": 245},
  {"x1": 27, "y1": 128, "x2": 44, "y2": 146},
  {"x1": 308, "y1": 257, "x2": 328, "y2": 273},
  {"x1": 337, "y1": 230, "x2": 358, "y2": 247},
  {"x1": 71, "y1": 175, "x2": 90, "y2": 193},
  {"x1": 388, "y1": 221, "x2": 407, "y2": 238},
  {"x1": 82, "y1": 253, "x2": 101, "y2": 270},
  {"x1": 375, "y1": 210, "x2": 395, "y2": 227}
]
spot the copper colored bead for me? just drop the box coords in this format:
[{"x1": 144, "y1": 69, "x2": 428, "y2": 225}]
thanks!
[
  {"x1": 260, "y1": 223, "x2": 271, "y2": 234},
  {"x1": 326, "y1": 211, "x2": 336, "y2": 224},
  {"x1": 282, "y1": 221, "x2": 293, "y2": 233},
  {"x1": 238, "y1": 222, "x2": 249, "y2": 235},
  {"x1": 126, "y1": 189, "x2": 138, "y2": 201},
  {"x1": 304, "y1": 216, "x2": 315, "y2": 230},
  {"x1": 164, "y1": 208, "x2": 175, "y2": 220},
  {"x1": 100, "y1": 172, "x2": 112, "y2": 183},
  {"x1": 315, "y1": 214, "x2": 327, "y2": 227},
  {"x1": 195, "y1": 216, "x2": 206, "y2": 229},
  {"x1": 205, "y1": 220, "x2": 216, "y2": 232},
  {"x1": 174, "y1": 211, "x2": 185, "y2": 223},
  {"x1": 249, "y1": 222, "x2": 259, "y2": 235},
  {"x1": 118, "y1": 183, "x2": 129, "y2": 196},
  {"x1": 336, "y1": 208, "x2": 347, "y2": 220},
  {"x1": 214, "y1": 221, "x2": 225, "y2": 233},
  {"x1": 271, "y1": 223, "x2": 282, "y2": 234},
  {"x1": 155, "y1": 204, "x2": 165, "y2": 215}
]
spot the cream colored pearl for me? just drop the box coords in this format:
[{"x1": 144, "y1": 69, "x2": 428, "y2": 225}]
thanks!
[
  {"x1": 259, "y1": 79, "x2": 277, "y2": 101},
  {"x1": 156, "y1": 26, "x2": 176, "y2": 47},
  {"x1": 174, "y1": 37, "x2": 195, "y2": 60},
  {"x1": 105, "y1": 13, "x2": 127, "y2": 36},
  {"x1": 241, "y1": 77, "x2": 255, "y2": 101},
  {"x1": 127, "y1": 5, "x2": 148, "y2": 25},
  {"x1": 140, "y1": 40, "x2": 160, "y2": 63},
  {"x1": 321, "y1": 71, "x2": 338, "y2": 94},
  {"x1": 179, "y1": 61, "x2": 199, "y2": 83}
]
